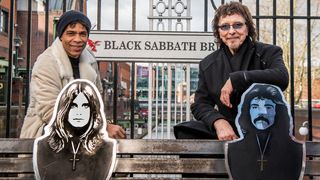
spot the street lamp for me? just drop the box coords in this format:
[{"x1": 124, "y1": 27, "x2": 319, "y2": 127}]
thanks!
[{"x1": 13, "y1": 34, "x2": 22, "y2": 77}]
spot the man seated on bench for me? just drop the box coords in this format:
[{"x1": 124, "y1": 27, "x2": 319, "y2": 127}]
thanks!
[
  {"x1": 175, "y1": 1, "x2": 289, "y2": 140},
  {"x1": 20, "y1": 10, "x2": 126, "y2": 139}
]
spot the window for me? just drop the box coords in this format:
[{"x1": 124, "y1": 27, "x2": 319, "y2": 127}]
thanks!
[
  {"x1": 0, "y1": 9, "x2": 8, "y2": 33},
  {"x1": 49, "y1": 0, "x2": 75, "y2": 10}
]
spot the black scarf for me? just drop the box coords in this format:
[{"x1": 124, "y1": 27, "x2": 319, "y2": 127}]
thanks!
[
  {"x1": 221, "y1": 37, "x2": 256, "y2": 109},
  {"x1": 222, "y1": 37, "x2": 255, "y2": 72},
  {"x1": 69, "y1": 56, "x2": 80, "y2": 79}
]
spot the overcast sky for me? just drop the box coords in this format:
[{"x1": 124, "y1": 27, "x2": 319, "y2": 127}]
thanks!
[{"x1": 86, "y1": 0, "x2": 220, "y2": 31}]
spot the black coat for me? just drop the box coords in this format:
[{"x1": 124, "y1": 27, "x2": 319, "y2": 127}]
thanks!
[{"x1": 191, "y1": 42, "x2": 289, "y2": 135}]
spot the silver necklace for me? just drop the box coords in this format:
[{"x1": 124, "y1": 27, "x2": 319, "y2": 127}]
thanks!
[
  {"x1": 256, "y1": 133, "x2": 271, "y2": 172},
  {"x1": 69, "y1": 141, "x2": 81, "y2": 171}
]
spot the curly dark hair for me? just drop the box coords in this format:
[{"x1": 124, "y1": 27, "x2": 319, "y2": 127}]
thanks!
[{"x1": 212, "y1": 1, "x2": 257, "y2": 45}]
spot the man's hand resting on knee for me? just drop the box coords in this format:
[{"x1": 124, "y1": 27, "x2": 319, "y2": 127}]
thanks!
[{"x1": 107, "y1": 124, "x2": 126, "y2": 139}]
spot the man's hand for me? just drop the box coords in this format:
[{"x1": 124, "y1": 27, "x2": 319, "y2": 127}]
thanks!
[
  {"x1": 107, "y1": 124, "x2": 126, "y2": 139},
  {"x1": 220, "y1": 78, "x2": 233, "y2": 108},
  {"x1": 213, "y1": 119, "x2": 238, "y2": 140}
]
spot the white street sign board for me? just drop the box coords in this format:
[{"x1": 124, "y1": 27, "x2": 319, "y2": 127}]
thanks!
[{"x1": 89, "y1": 31, "x2": 216, "y2": 62}]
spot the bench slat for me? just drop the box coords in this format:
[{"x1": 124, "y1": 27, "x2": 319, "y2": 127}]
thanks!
[
  {"x1": 305, "y1": 160, "x2": 320, "y2": 176},
  {"x1": 117, "y1": 139, "x2": 225, "y2": 155},
  {"x1": 306, "y1": 141, "x2": 320, "y2": 156},
  {"x1": 0, "y1": 158, "x2": 33, "y2": 173},
  {"x1": 1, "y1": 157, "x2": 319, "y2": 176},
  {"x1": 115, "y1": 158, "x2": 226, "y2": 174},
  {"x1": 0, "y1": 139, "x2": 319, "y2": 156},
  {"x1": 0, "y1": 139, "x2": 34, "y2": 154},
  {"x1": 0, "y1": 178, "x2": 34, "y2": 180},
  {"x1": 111, "y1": 178, "x2": 223, "y2": 180},
  {"x1": 0, "y1": 157, "x2": 226, "y2": 174}
]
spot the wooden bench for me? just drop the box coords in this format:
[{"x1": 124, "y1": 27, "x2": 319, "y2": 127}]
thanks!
[{"x1": 0, "y1": 138, "x2": 319, "y2": 179}]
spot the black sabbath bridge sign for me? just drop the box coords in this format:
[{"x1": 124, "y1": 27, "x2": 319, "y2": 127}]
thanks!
[{"x1": 90, "y1": 31, "x2": 216, "y2": 63}]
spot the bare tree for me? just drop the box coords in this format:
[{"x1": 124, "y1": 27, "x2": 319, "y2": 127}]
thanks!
[{"x1": 254, "y1": 0, "x2": 320, "y2": 107}]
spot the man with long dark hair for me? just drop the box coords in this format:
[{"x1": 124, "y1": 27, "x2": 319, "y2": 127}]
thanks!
[
  {"x1": 34, "y1": 80, "x2": 116, "y2": 180},
  {"x1": 225, "y1": 83, "x2": 305, "y2": 180}
]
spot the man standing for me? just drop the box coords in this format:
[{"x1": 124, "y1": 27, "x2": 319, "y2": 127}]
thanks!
[{"x1": 20, "y1": 10, "x2": 126, "y2": 139}]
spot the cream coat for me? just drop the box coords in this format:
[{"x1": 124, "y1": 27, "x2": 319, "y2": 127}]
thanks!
[{"x1": 20, "y1": 38, "x2": 102, "y2": 138}]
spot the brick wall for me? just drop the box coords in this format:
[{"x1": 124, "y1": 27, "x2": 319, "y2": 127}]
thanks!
[
  {"x1": 0, "y1": 34, "x2": 9, "y2": 59},
  {"x1": 0, "y1": 0, "x2": 11, "y2": 59},
  {"x1": 17, "y1": 11, "x2": 62, "y2": 68}
]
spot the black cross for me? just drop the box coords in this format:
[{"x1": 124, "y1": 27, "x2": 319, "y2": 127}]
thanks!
[
  {"x1": 257, "y1": 156, "x2": 267, "y2": 171},
  {"x1": 69, "y1": 153, "x2": 80, "y2": 171}
]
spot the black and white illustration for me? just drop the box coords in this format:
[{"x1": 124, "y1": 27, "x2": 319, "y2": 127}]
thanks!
[
  {"x1": 33, "y1": 79, "x2": 117, "y2": 180},
  {"x1": 225, "y1": 83, "x2": 305, "y2": 180}
]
